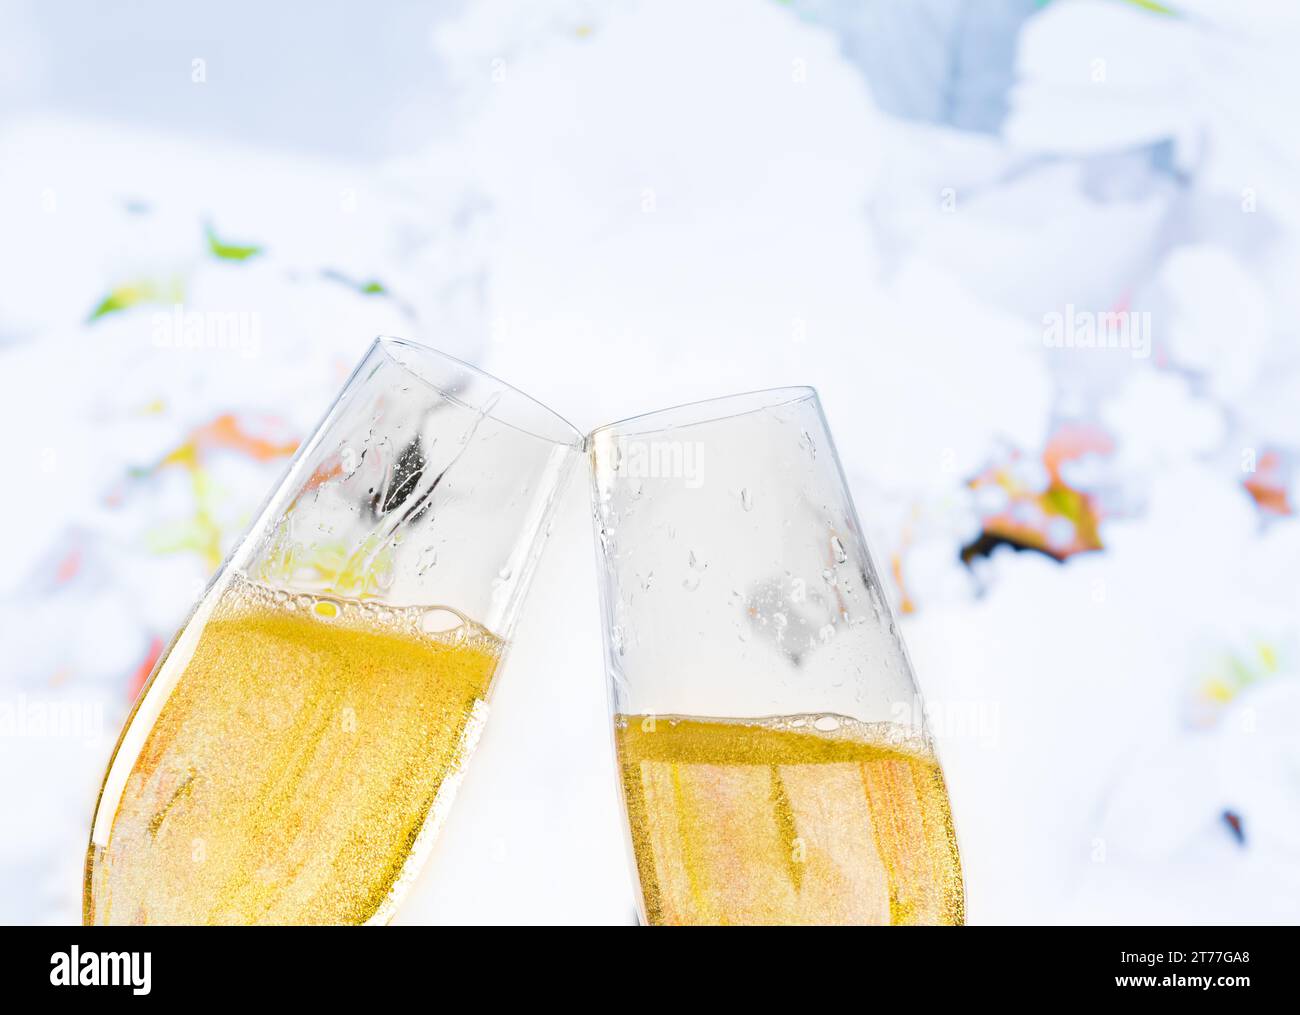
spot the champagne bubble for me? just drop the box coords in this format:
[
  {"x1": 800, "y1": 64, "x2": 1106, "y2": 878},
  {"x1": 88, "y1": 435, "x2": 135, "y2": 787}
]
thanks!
[{"x1": 420, "y1": 607, "x2": 467, "y2": 635}]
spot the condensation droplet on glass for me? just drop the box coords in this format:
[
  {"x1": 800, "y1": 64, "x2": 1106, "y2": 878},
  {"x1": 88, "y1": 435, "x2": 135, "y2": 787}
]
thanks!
[
  {"x1": 813, "y1": 715, "x2": 840, "y2": 732},
  {"x1": 740, "y1": 487, "x2": 753, "y2": 511},
  {"x1": 799, "y1": 430, "x2": 816, "y2": 459},
  {"x1": 831, "y1": 535, "x2": 848, "y2": 564},
  {"x1": 611, "y1": 624, "x2": 626, "y2": 656},
  {"x1": 682, "y1": 573, "x2": 701, "y2": 592}
]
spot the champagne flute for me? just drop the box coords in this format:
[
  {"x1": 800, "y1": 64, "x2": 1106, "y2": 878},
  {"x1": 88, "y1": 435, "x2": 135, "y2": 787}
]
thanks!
[
  {"x1": 85, "y1": 337, "x2": 582, "y2": 925},
  {"x1": 589, "y1": 387, "x2": 964, "y2": 925}
]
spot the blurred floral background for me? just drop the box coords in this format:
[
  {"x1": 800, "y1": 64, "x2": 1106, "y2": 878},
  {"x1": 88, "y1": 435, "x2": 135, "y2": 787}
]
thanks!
[{"x1": 1, "y1": 0, "x2": 1296, "y2": 924}]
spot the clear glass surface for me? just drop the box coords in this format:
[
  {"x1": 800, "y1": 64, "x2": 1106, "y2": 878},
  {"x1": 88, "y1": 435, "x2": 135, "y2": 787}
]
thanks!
[
  {"x1": 589, "y1": 387, "x2": 965, "y2": 925},
  {"x1": 85, "y1": 337, "x2": 582, "y2": 925}
]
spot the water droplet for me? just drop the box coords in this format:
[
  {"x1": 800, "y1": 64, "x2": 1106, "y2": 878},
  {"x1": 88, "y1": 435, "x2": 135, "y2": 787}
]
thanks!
[
  {"x1": 813, "y1": 715, "x2": 840, "y2": 732},
  {"x1": 831, "y1": 536, "x2": 848, "y2": 564},
  {"x1": 740, "y1": 487, "x2": 753, "y2": 511},
  {"x1": 682, "y1": 574, "x2": 701, "y2": 592},
  {"x1": 491, "y1": 566, "x2": 514, "y2": 593}
]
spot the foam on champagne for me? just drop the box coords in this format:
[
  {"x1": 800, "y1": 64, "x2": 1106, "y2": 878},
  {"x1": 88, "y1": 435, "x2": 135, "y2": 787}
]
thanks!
[
  {"x1": 85, "y1": 575, "x2": 502, "y2": 925},
  {"x1": 615, "y1": 713, "x2": 965, "y2": 925}
]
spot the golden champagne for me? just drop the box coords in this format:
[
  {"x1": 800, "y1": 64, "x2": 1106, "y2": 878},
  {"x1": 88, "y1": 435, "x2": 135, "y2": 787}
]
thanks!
[
  {"x1": 84, "y1": 575, "x2": 502, "y2": 925},
  {"x1": 615, "y1": 714, "x2": 965, "y2": 925}
]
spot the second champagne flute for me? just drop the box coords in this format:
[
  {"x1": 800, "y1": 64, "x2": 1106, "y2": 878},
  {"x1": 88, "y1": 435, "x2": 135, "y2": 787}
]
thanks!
[{"x1": 589, "y1": 387, "x2": 964, "y2": 925}]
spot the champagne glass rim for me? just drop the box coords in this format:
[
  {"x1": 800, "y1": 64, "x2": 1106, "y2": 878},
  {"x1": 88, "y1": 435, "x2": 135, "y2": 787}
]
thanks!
[
  {"x1": 589, "y1": 385, "x2": 818, "y2": 438},
  {"x1": 376, "y1": 336, "x2": 584, "y2": 449}
]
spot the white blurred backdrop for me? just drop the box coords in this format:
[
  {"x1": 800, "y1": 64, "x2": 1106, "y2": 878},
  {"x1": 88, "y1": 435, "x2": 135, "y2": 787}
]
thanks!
[{"x1": 1, "y1": 0, "x2": 1297, "y2": 924}]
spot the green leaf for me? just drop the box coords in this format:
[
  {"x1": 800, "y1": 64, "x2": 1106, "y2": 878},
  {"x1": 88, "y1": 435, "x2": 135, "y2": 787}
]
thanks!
[
  {"x1": 87, "y1": 278, "x2": 184, "y2": 322},
  {"x1": 1122, "y1": 0, "x2": 1177, "y2": 14},
  {"x1": 88, "y1": 288, "x2": 137, "y2": 321},
  {"x1": 321, "y1": 268, "x2": 388, "y2": 296},
  {"x1": 205, "y1": 222, "x2": 264, "y2": 261}
]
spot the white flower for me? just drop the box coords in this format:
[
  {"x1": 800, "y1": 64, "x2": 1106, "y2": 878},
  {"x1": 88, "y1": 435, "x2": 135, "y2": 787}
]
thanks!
[
  {"x1": 1008, "y1": 0, "x2": 1300, "y2": 228},
  {"x1": 1152, "y1": 245, "x2": 1273, "y2": 401},
  {"x1": 1099, "y1": 368, "x2": 1225, "y2": 474}
]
